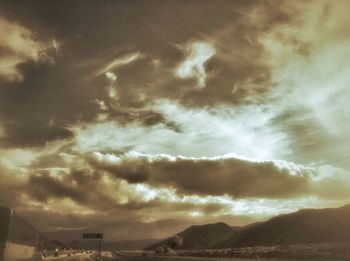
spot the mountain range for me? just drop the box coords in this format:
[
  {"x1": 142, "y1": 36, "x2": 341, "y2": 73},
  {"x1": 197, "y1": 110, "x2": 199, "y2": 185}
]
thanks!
[
  {"x1": 146, "y1": 205, "x2": 350, "y2": 250},
  {"x1": 145, "y1": 222, "x2": 238, "y2": 250},
  {"x1": 42, "y1": 219, "x2": 193, "y2": 250}
]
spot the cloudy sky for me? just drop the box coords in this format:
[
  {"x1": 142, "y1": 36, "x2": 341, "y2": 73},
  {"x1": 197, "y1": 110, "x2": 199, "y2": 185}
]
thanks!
[{"x1": 0, "y1": 0, "x2": 350, "y2": 238}]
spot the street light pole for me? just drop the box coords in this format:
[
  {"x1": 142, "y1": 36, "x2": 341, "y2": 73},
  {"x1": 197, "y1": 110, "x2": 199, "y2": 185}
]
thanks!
[
  {"x1": 99, "y1": 237, "x2": 102, "y2": 259},
  {"x1": 82, "y1": 233, "x2": 103, "y2": 260}
]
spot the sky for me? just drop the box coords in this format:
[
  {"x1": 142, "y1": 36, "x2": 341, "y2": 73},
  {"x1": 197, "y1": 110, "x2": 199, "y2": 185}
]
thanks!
[{"x1": 0, "y1": 0, "x2": 350, "y2": 239}]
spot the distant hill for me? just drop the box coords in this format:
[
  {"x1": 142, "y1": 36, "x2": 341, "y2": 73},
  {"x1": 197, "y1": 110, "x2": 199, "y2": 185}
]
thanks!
[
  {"x1": 42, "y1": 219, "x2": 192, "y2": 250},
  {"x1": 217, "y1": 205, "x2": 350, "y2": 248},
  {"x1": 106, "y1": 239, "x2": 162, "y2": 250},
  {"x1": 46, "y1": 205, "x2": 350, "y2": 251},
  {"x1": 66, "y1": 238, "x2": 161, "y2": 250},
  {"x1": 43, "y1": 219, "x2": 193, "y2": 242},
  {"x1": 145, "y1": 222, "x2": 239, "y2": 250}
]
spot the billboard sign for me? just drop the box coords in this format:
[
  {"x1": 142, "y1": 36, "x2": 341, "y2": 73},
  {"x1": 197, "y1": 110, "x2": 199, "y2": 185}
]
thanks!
[{"x1": 82, "y1": 233, "x2": 103, "y2": 239}]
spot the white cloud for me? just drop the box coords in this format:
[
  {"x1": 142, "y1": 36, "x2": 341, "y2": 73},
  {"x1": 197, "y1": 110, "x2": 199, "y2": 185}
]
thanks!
[
  {"x1": 0, "y1": 17, "x2": 48, "y2": 82},
  {"x1": 97, "y1": 52, "x2": 141, "y2": 75},
  {"x1": 272, "y1": 42, "x2": 350, "y2": 135},
  {"x1": 175, "y1": 41, "x2": 215, "y2": 88},
  {"x1": 0, "y1": 148, "x2": 37, "y2": 167},
  {"x1": 96, "y1": 99, "x2": 108, "y2": 111},
  {"x1": 78, "y1": 151, "x2": 350, "y2": 219},
  {"x1": 104, "y1": 71, "x2": 118, "y2": 98},
  {"x1": 90, "y1": 150, "x2": 350, "y2": 216},
  {"x1": 105, "y1": 71, "x2": 117, "y2": 81},
  {"x1": 52, "y1": 39, "x2": 60, "y2": 56},
  {"x1": 0, "y1": 56, "x2": 25, "y2": 82},
  {"x1": 71, "y1": 100, "x2": 290, "y2": 160},
  {"x1": 259, "y1": 0, "x2": 350, "y2": 167}
]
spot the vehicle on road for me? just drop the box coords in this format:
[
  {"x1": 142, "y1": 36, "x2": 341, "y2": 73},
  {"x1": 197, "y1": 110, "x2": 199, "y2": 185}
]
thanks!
[{"x1": 0, "y1": 206, "x2": 42, "y2": 261}]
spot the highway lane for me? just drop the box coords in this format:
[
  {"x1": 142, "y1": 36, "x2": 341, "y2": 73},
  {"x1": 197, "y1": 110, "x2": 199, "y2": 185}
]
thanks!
[
  {"x1": 43, "y1": 251, "x2": 318, "y2": 261},
  {"x1": 110, "y1": 252, "x2": 306, "y2": 261},
  {"x1": 44, "y1": 253, "x2": 94, "y2": 261},
  {"x1": 111, "y1": 252, "x2": 250, "y2": 261}
]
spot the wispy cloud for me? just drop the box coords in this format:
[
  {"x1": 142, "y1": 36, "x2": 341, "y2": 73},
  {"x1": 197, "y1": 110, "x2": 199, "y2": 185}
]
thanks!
[{"x1": 175, "y1": 41, "x2": 215, "y2": 88}]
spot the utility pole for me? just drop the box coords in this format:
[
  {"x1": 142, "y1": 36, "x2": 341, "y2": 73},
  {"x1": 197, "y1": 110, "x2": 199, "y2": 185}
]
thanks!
[{"x1": 99, "y1": 237, "x2": 102, "y2": 259}]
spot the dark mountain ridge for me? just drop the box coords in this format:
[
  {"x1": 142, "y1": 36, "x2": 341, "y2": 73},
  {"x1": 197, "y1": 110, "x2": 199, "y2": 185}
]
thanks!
[
  {"x1": 146, "y1": 205, "x2": 350, "y2": 250},
  {"x1": 145, "y1": 222, "x2": 239, "y2": 250},
  {"x1": 218, "y1": 204, "x2": 350, "y2": 248}
]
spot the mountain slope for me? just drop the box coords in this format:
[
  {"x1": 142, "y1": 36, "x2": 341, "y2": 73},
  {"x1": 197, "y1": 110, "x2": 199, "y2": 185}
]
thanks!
[
  {"x1": 146, "y1": 222, "x2": 238, "y2": 250},
  {"x1": 217, "y1": 205, "x2": 350, "y2": 248}
]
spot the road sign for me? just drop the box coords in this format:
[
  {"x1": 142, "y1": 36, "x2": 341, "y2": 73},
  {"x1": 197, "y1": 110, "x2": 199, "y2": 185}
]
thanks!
[
  {"x1": 82, "y1": 233, "x2": 103, "y2": 239},
  {"x1": 82, "y1": 233, "x2": 104, "y2": 259}
]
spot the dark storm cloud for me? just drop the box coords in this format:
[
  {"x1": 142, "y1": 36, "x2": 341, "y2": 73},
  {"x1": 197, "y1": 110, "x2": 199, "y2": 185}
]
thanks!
[
  {"x1": 27, "y1": 169, "x2": 120, "y2": 211},
  {"x1": 88, "y1": 153, "x2": 312, "y2": 199},
  {"x1": 23, "y1": 163, "x2": 174, "y2": 212},
  {"x1": 104, "y1": 105, "x2": 181, "y2": 131},
  {"x1": 87, "y1": 153, "x2": 151, "y2": 183},
  {"x1": 28, "y1": 171, "x2": 87, "y2": 203},
  {"x1": 0, "y1": 59, "x2": 100, "y2": 147},
  {"x1": 0, "y1": 0, "x2": 294, "y2": 147},
  {"x1": 30, "y1": 153, "x2": 71, "y2": 169},
  {"x1": 1, "y1": 155, "x2": 250, "y2": 235},
  {"x1": 0, "y1": 159, "x2": 26, "y2": 207}
]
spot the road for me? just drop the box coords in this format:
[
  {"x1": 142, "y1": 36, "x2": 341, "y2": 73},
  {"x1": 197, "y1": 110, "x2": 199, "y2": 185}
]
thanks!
[
  {"x1": 44, "y1": 251, "x2": 312, "y2": 261},
  {"x1": 109, "y1": 252, "x2": 304, "y2": 261},
  {"x1": 44, "y1": 253, "x2": 94, "y2": 261}
]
